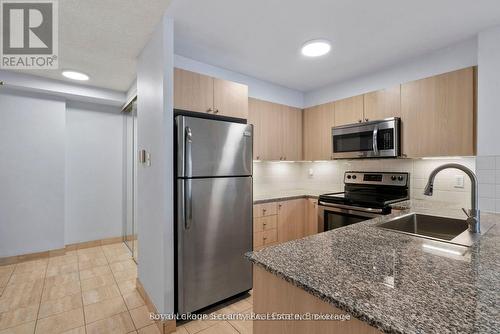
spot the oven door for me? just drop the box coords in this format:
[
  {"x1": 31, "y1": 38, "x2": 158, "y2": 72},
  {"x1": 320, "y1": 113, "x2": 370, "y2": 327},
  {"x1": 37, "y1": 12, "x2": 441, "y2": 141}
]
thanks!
[
  {"x1": 318, "y1": 202, "x2": 382, "y2": 233},
  {"x1": 332, "y1": 118, "x2": 400, "y2": 159}
]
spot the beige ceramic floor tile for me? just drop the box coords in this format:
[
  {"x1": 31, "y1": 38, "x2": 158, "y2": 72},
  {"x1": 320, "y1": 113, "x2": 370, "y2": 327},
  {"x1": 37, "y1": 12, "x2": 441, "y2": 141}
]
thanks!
[
  {"x1": 41, "y1": 280, "x2": 80, "y2": 302},
  {"x1": 0, "y1": 280, "x2": 43, "y2": 312},
  {"x1": 110, "y1": 260, "x2": 136, "y2": 274},
  {"x1": 0, "y1": 305, "x2": 38, "y2": 331},
  {"x1": 129, "y1": 305, "x2": 154, "y2": 330},
  {"x1": 38, "y1": 293, "x2": 83, "y2": 319},
  {"x1": 117, "y1": 279, "x2": 136, "y2": 295},
  {"x1": 0, "y1": 320, "x2": 35, "y2": 334},
  {"x1": 48, "y1": 255, "x2": 78, "y2": 266},
  {"x1": 44, "y1": 272, "x2": 79, "y2": 288},
  {"x1": 80, "y1": 274, "x2": 115, "y2": 292},
  {"x1": 78, "y1": 258, "x2": 108, "y2": 271},
  {"x1": 182, "y1": 318, "x2": 220, "y2": 334},
  {"x1": 82, "y1": 284, "x2": 121, "y2": 306},
  {"x1": 79, "y1": 265, "x2": 112, "y2": 281},
  {"x1": 227, "y1": 308, "x2": 252, "y2": 334},
  {"x1": 60, "y1": 326, "x2": 85, "y2": 334},
  {"x1": 86, "y1": 311, "x2": 135, "y2": 334},
  {"x1": 122, "y1": 291, "x2": 145, "y2": 310},
  {"x1": 8, "y1": 271, "x2": 45, "y2": 285},
  {"x1": 46, "y1": 263, "x2": 79, "y2": 277},
  {"x1": 197, "y1": 321, "x2": 238, "y2": 334},
  {"x1": 83, "y1": 296, "x2": 127, "y2": 324},
  {"x1": 138, "y1": 324, "x2": 163, "y2": 334},
  {"x1": 106, "y1": 254, "x2": 132, "y2": 264},
  {"x1": 35, "y1": 308, "x2": 84, "y2": 334},
  {"x1": 13, "y1": 260, "x2": 47, "y2": 274},
  {"x1": 113, "y1": 269, "x2": 137, "y2": 282}
]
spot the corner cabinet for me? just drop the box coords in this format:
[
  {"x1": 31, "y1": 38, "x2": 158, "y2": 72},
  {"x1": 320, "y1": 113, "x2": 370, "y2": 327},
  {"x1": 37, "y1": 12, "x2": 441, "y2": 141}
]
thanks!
[
  {"x1": 303, "y1": 102, "x2": 335, "y2": 161},
  {"x1": 174, "y1": 68, "x2": 248, "y2": 119},
  {"x1": 248, "y1": 98, "x2": 302, "y2": 161},
  {"x1": 401, "y1": 67, "x2": 475, "y2": 157}
]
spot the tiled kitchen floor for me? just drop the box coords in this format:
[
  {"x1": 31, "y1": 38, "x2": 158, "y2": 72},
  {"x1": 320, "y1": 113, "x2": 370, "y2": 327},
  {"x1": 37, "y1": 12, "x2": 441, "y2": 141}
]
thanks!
[{"x1": 0, "y1": 243, "x2": 252, "y2": 334}]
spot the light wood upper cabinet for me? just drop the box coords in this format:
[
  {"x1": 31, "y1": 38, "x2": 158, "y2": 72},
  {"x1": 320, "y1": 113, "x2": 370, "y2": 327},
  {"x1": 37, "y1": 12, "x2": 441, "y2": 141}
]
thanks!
[
  {"x1": 401, "y1": 67, "x2": 475, "y2": 157},
  {"x1": 213, "y1": 78, "x2": 248, "y2": 119},
  {"x1": 277, "y1": 199, "x2": 306, "y2": 243},
  {"x1": 174, "y1": 68, "x2": 213, "y2": 113},
  {"x1": 333, "y1": 95, "x2": 364, "y2": 126},
  {"x1": 174, "y1": 68, "x2": 248, "y2": 119},
  {"x1": 303, "y1": 103, "x2": 335, "y2": 161},
  {"x1": 281, "y1": 105, "x2": 303, "y2": 161},
  {"x1": 248, "y1": 98, "x2": 302, "y2": 161},
  {"x1": 363, "y1": 85, "x2": 401, "y2": 121}
]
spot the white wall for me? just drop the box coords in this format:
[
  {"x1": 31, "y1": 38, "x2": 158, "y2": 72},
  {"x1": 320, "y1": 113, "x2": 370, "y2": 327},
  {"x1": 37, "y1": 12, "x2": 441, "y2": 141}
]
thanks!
[
  {"x1": 304, "y1": 38, "x2": 478, "y2": 107},
  {"x1": 65, "y1": 102, "x2": 124, "y2": 244},
  {"x1": 477, "y1": 26, "x2": 500, "y2": 156},
  {"x1": 0, "y1": 89, "x2": 66, "y2": 257},
  {"x1": 137, "y1": 15, "x2": 174, "y2": 314},
  {"x1": 174, "y1": 54, "x2": 304, "y2": 108}
]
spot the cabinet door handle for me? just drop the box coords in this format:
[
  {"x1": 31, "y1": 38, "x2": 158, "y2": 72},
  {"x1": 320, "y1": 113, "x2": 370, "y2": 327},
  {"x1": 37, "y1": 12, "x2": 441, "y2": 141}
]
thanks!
[
  {"x1": 365, "y1": 118, "x2": 369, "y2": 122},
  {"x1": 207, "y1": 108, "x2": 213, "y2": 113}
]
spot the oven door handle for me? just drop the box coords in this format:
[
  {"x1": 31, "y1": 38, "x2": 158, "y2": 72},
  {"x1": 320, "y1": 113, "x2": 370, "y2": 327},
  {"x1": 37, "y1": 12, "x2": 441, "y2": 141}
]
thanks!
[
  {"x1": 318, "y1": 201, "x2": 384, "y2": 214},
  {"x1": 372, "y1": 125, "x2": 379, "y2": 156}
]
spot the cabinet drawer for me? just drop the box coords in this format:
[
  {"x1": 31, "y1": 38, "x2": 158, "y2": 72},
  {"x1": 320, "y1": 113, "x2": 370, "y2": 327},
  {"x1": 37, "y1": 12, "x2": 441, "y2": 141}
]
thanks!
[
  {"x1": 253, "y1": 216, "x2": 278, "y2": 233},
  {"x1": 253, "y1": 229, "x2": 278, "y2": 248},
  {"x1": 253, "y1": 202, "x2": 278, "y2": 218}
]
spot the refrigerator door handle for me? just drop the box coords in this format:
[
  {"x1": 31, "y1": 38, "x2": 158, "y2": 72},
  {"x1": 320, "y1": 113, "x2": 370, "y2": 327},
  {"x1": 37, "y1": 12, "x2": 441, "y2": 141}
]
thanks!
[
  {"x1": 185, "y1": 179, "x2": 193, "y2": 230},
  {"x1": 185, "y1": 126, "x2": 193, "y2": 177}
]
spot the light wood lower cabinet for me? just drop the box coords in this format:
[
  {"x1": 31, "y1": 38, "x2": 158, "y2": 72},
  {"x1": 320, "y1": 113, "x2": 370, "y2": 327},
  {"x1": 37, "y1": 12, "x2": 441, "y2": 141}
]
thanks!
[
  {"x1": 305, "y1": 198, "x2": 319, "y2": 236},
  {"x1": 253, "y1": 198, "x2": 316, "y2": 250}
]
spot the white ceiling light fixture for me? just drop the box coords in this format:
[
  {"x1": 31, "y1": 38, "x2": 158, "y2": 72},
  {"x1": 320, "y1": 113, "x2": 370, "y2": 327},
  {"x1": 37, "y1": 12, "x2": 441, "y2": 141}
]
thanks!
[
  {"x1": 62, "y1": 70, "x2": 89, "y2": 81},
  {"x1": 301, "y1": 39, "x2": 331, "y2": 57}
]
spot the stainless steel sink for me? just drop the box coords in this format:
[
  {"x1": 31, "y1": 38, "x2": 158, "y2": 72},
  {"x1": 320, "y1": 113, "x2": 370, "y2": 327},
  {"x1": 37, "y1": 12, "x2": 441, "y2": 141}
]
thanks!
[{"x1": 376, "y1": 213, "x2": 494, "y2": 247}]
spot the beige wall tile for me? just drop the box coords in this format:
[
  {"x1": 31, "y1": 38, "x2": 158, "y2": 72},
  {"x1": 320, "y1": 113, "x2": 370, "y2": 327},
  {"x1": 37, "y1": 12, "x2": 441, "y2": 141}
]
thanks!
[
  {"x1": 0, "y1": 305, "x2": 38, "y2": 330},
  {"x1": 38, "y1": 294, "x2": 83, "y2": 319},
  {"x1": 86, "y1": 311, "x2": 134, "y2": 334},
  {"x1": 129, "y1": 305, "x2": 155, "y2": 330},
  {"x1": 82, "y1": 284, "x2": 121, "y2": 306},
  {"x1": 83, "y1": 296, "x2": 127, "y2": 324},
  {"x1": 35, "y1": 308, "x2": 84, "y2": 334}
]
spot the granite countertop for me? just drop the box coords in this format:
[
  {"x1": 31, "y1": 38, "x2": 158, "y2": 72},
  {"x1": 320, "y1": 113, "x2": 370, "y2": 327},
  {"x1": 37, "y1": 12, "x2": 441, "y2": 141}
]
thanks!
[
  {"x1": 253, "y1": 189, "x2": 331, "y2": 203},
  {"x1": 246, "y1": 201, "x2": 500, "y2": 334}
]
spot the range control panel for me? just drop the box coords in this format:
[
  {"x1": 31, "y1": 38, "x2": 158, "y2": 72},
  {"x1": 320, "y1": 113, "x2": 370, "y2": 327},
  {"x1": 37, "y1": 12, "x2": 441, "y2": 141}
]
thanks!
[{"x1": 344, "y1": 172, "x2": 409, "y2": 186}]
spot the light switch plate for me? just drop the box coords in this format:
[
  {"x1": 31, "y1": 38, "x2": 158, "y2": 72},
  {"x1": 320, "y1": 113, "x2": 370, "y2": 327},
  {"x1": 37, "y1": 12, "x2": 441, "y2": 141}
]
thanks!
[
  {"x1": 308, "y1": 168, "x2": 314, "y2": 177},
  {"x1": 454, "y1": 175, "x2": 464, "y2": 188}
]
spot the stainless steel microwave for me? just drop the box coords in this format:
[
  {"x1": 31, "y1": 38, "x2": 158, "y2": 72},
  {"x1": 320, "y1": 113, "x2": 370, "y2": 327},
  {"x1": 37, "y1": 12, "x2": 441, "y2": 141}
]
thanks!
[{"x1": 331, "y1": 117, "x2": 401, "y2": 159}]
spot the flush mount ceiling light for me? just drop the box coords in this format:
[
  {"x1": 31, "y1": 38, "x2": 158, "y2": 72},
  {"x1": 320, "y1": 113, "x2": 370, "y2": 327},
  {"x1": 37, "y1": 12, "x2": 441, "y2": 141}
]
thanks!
[
  {"x1": 62, "y1": 70, "x2": 89, "y2": 81},
  {"x1": 301, "y1": 39, "x2": 331, "y2": 57}
]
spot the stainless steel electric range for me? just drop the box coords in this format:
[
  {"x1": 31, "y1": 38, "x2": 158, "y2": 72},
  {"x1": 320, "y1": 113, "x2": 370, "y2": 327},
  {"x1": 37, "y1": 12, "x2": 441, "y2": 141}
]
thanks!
[{"x1": 318, "y1": 171, "x2": 409, "y2": 232}]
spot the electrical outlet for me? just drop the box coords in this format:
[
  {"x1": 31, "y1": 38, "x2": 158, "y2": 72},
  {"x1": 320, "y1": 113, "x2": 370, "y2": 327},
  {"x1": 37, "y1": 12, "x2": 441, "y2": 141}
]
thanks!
[
  {"x1": 454, "y1": 175, "x2": 464, "y2": 188},
  {"x1": 308, "y1": 168, "x2": 314, "y2": 177}
]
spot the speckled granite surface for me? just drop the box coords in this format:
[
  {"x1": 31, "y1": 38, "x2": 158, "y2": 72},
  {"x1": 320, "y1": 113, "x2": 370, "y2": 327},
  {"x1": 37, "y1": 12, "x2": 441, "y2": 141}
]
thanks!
[
  {"x1": 253, "y1": 189, "x2": 326, "y2": 204},
  {"x1": 246, "y1": 203, "x2": 500, "y2": 334}
]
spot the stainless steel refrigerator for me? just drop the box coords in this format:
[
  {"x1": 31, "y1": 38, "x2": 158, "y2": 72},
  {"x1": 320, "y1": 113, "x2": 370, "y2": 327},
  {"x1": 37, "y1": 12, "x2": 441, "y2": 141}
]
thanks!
[{"x1": 175, "y1": 115, "x2": 253, "y2": 314}]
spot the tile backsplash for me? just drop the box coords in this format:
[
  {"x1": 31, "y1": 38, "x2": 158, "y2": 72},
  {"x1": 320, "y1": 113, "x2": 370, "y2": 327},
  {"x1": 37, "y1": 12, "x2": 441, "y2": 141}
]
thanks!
[
  {"x1": 476, "y1": 156, "x2": 500, "y2": 212},
  {"x1": 254, "y1": 157, "x2": 478, "y2": 210}
]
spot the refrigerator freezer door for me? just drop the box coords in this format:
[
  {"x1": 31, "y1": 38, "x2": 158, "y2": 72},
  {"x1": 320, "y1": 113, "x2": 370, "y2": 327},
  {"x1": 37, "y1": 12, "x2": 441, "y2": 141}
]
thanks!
[
  {"x1": 176, "y1": 116, "x2": 252, "y2": 178},
  {"x1": 177, "y1": 176, "x2": 253, "y2": 314}
]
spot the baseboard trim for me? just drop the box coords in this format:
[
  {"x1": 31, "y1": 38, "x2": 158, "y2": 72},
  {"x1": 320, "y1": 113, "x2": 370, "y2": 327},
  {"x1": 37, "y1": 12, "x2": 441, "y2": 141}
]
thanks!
[
  {"x1": 0, "y1": 236, "x2": 124, "y2": 266},
  {"x1": 136, "y1": 278, "x2": 176, "y2": 334}
]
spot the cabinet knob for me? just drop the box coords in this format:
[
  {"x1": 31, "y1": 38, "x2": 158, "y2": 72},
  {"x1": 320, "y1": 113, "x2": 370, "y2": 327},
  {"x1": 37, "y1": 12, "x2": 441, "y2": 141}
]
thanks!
[
  {"x1": 214, "y1": 109, "x2": 219, "y2": 114},
  {"x1": 284, "y1": 156, "x2": 287, "y2": 160},
  {"x1": 263, "y1": 223, "x2": 267, "y2": 226},
  {"x1": 278, "y1": 204, "x2": 282, "y2": 209},
  {"x1": 358, "y1": 119, "x2": 362, "y2": 123},
  {"x1": 365, "y1": 118, "x2": 369, "y2": 122},
  {"x1": 256, "y1": 156, "x2": 260, "y2": 160},
  {"x1": 263, "y1": 237, "x2": 267, "y2": 241},
  {"x1": 207, "y1": 108, "x2": 213, "y2": 113}
]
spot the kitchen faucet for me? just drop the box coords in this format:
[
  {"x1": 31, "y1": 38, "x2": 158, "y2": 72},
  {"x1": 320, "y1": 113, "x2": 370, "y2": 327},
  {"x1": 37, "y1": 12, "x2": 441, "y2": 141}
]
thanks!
[{"x1": 424, "y1": 163, "x2": 480, "y2": 233}]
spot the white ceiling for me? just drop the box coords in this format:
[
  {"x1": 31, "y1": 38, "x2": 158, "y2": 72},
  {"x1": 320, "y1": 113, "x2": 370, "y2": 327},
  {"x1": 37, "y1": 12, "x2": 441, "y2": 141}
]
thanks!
[
  {"x1": 13, "y1": 0, "x2": 172, "y2": 92},
  {"x1": 168, "y1": 0, "x2": 500, "y2": 92}
]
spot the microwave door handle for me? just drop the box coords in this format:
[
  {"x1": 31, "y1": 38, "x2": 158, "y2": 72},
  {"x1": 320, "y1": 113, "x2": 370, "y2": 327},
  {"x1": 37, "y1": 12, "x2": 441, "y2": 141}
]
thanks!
[{"x1": 372, "y1": 125, "x2": 379, "y2": 156}]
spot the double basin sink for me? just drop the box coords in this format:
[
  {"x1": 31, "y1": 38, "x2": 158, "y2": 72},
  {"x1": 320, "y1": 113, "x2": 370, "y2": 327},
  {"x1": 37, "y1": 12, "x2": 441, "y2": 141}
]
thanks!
[{"x1": 376, "y1": 213, "x2": 494, "y2": 247}]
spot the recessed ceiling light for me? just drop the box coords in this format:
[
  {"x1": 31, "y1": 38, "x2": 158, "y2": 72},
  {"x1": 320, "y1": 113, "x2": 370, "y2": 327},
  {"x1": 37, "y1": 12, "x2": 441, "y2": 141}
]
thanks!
[
  {"x1": 301, "y1": 39, "x2": 331, "y2": 57},
  {"x1": 62, "y1": 70, "x2": 89, "y2": 81}
]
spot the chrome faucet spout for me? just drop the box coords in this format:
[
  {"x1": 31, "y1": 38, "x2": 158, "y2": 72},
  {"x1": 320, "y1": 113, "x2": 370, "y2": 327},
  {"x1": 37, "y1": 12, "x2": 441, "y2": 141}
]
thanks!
[{"x1": 423, "y1": 163, "x2": 480, "y2": 233}]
